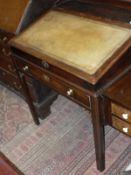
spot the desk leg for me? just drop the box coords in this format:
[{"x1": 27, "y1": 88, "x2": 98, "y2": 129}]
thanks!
[
  {"x1": 91, "y1": 96, "x2": 105, "y2": 171},
  {"x1": 20, "y1": 73, "x2": 40, "y2": 125}
]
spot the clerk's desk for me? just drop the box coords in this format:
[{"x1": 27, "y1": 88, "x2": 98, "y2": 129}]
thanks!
[{"x1": 10, "y1": 9, "x2": 131, "y2": 171}]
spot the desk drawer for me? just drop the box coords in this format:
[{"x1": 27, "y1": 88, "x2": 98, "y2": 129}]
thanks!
[
  {"x1": 112, "y1": 103, "x2": 131, "y2": 124},
  {"x1": 0, "y1": 32, "x2": 16, "y2": 75},
  {"x1": 15, "y1": 59, "x2": 91, "y2": 109},
  {"x1": 0, "y1": 68, "x2": 22, "y2": 92},
  {"x1": 0, "y1": 43, "x2": 12, "y2": 57},
  {"x1": 112, "y1": 116, "x2": 131, "y2": 137},
  {"x1": 0, "y1": 54, "x2": 16, "y2": 75},
  {"x1": 0, "y1": 31, "x2": 11, "y2": 44}
]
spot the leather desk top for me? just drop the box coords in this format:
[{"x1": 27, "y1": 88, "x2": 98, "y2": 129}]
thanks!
[{"x1": 10, "y1": 10, "x2": 131, "y2": 84}]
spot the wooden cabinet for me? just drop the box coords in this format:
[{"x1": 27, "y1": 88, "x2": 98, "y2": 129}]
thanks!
[{"x1": 0, "y1": 0, "x2": 57, "y2": 119}]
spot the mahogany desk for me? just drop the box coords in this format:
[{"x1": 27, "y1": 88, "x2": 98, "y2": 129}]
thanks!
[{"x1": 10, "y1": 10, "x2": 131, "y2": 171}]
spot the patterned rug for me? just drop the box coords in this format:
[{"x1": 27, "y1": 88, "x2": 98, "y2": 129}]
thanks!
[{"x1": 0, "y1": 85, "x2": 131, "y2": 175}]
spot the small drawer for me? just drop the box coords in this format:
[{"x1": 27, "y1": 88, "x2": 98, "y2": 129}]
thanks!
[
  {"x1": 112, "y1": 116, "x2": 131, "y2": 137},
  {"x1": 0, "y1": 43, "x2": 12, "y2": 57},
  {"x1": 0, "y1": 35, "x2": 8, "y2": 43},
  {"x1": 0, "y1": 54, "x2": 16, "y2": 75},
  {"x1": 36, "y1": 73, "x2": 90, "y2": 109},
  {"x1": 0, "y1": 34, "x2": 9, "y2": 44},
  {"x1": 0, "y1": 68, "x2": 22, "y2": 92},
  {"x1": 41, "y1": 73, "x2": 91, "y2": 108},
  {"x1": 0, "y1": 31, "x2": 13, "y2": 44},
  {"x1": 112, "y1": 103, "x2": 131, "y2": 124},
  {"x1": 15, "y1": 58, "x2": 91, "y2": 109}
]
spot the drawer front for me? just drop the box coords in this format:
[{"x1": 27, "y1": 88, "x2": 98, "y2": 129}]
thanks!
[
  {"x1": 112, "y1": 116, "x2": 131, "y2": 137},
  {"x1": 0, "y1": 33, "x2": 10, "y2": 44},
  {"x1": 30, "y1": 72, "x2": 90, "y2": 109},
  {"x1": 0, "y1": 68, "x2": 22, "y2": 92},
  {"x1": 0, "y1": 44, "x2": 16, "y2": 75},
  {"x1": 0, "y1": 43, "x2": 12, "y2": 58},
  {"x1": 0, "y1": 54, "x2": 16, "y2": 75},
  {"x1": 112, "y1": 103, "x2": 131, "y2": 124},
  {"x1": 0, "y1": 30, "x2": 13, "y2": 44},
  {"x1": 15, "y1": 59, "x2": 91, "y2": 109}
]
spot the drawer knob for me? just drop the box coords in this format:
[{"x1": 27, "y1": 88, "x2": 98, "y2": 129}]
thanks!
[
  {"x1": 3, "y1": 36, "x2": 8, "y2": 42},
  {"x1": 129, "y1": 21, "x2": 131, "y2": 24},
  {"x1": 2, "y1": 48, "x2": 11, "y2": 57},
  {"x1": 23, "y1": 65, "x2": 29, "y2": 72},
  {"x1": 122, "y1": 113, "x2": 128, "y2": 120},
  {"x1": 67, "y1": 89, "x2": 73, "y2": 96},
  {"x1": 42, "y1": 61, "x2": 49, "y2": 69},
  {"x1": 13, "y1": 82, "x2": 22, "y2": 90},
  {"x1": 8, "y1": 64, "x2": 16, "y2": 73},
  {"x1": 43, "y1": 75, "x2": 50, "y2": 82},
  {"x1": 122, "y1": 128, "x2": 128, "y2": 133}
]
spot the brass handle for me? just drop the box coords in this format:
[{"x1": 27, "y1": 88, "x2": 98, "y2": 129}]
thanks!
[
  {"x1": 43, "y1": 75, "x2": 50, "y2": 82},
  {"x1": 8, "y1": 64, "x2": 16, "y2": 73},
  {"x1": 122, "y1": 128, "x2": 128, "y2": 133},
  {"x1": 122, "y1": 113, "x2": 128, "y2": 120},
  {"x1": 67, "y1": 89, "x2": 73, "y2": 96},
  {"x1": 13, "y1": 82, "x2": 22, "y2": 90},
  {"x1": 2, "y1": 48, "x2": 11, "y2": 57},
  {"x1": 42, "y1": 61, "x2": 50, "y2": 69},
  {"x1": 0, "y1": 36, "x2": 8, "y2": 42},
  {"x1": 23, "y1": 65, "x2": 29, "y2": 72},
  {"x1": 2, "y1": 36, "x2": 8, "y2": 42}
]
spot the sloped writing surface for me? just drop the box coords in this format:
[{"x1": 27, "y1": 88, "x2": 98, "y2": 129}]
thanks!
[{"x1": 12, "y1": 10, "x2": 131, "y2": 75}]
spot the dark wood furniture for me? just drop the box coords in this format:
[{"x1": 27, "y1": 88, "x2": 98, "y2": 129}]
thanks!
[
  {"x1": 0, "y1": 152, "x2": 24, "y2": 175},
  {"x1": 104, "y1": 71, "x2": 131, "y2": 137},
  {"x1": 56, "y1": 0, "x2": 131, "y2": 27},
  {"x1": 10, "y1": 1, "x2": 131, "y2": 171},
  {"x1": 0, "y1": 0, "x2": 57, "y2": 119}
]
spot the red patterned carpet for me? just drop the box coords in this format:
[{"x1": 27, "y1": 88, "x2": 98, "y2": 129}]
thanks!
[{"x1": 0, "y1": 85, "x2": 131, "y2": 175}]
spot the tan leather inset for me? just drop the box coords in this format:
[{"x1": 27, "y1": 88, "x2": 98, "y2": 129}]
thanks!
[
  {"x1": 0, "y1": 0, "x2": 28, "y2": 32},
  {"x1": 12, "y1": 10, "x2": 131, "y2": 74}
]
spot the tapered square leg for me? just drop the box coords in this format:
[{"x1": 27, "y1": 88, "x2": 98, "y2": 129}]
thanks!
[{"x1": 91, "y1": 96, "x2": 105, "y2": 171}]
